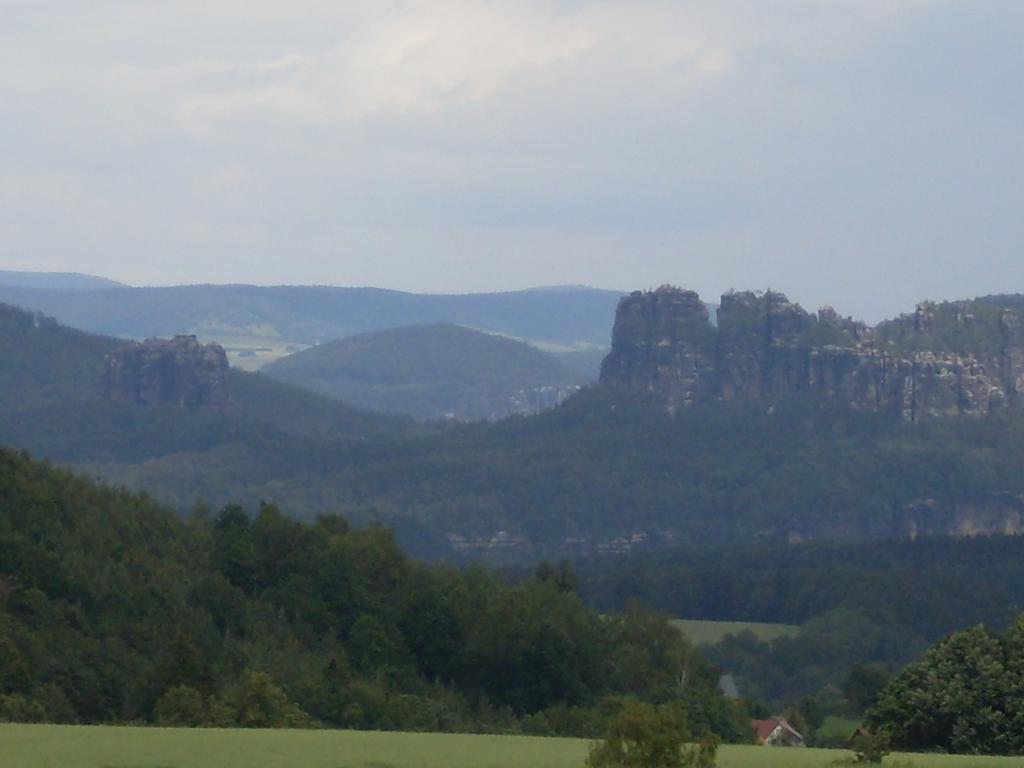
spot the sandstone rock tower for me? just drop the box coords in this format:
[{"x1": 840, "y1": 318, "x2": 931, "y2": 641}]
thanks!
[
  {"x1": 600, "y1": 286, "x2": 1022, "y2": 420},
  {"x1": 104, "y1": 335, "x2": 229, "y2": 408}
]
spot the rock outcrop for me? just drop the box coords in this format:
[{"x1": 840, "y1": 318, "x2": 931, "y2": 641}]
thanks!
[
  {"x1": 104, "y1": 335, "x2": 229, "y2": 408},
  {"x1": 899, "y1": 494, "x2": 1024, "y2": 539},
  {"x1": 601, "y1": 286, "x2": 1024, "y2": 421}
]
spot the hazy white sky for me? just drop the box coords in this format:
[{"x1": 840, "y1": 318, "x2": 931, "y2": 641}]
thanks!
[{"x1": 1, "y1": 0, "x2": 1021, "y2": 320}]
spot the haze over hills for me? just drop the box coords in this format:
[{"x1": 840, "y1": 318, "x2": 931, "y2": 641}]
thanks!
[
  {"x1": 4, "y1": 288, "x2": 1024, "y2": 562},
  {"x1": 0, "y1": 270, "x2": 127, "y2": 291},
  {"x1": 0, "y1": 302, "x2": 402, "y2": 465},
  {"x1": 264, "y1": 323, "x2": 587, "y2": 421},
  {"x1": 0, "y1": 276, "x2": 620, "y2": 371},
  {"x1": 5, "y1": 294, "x2": 1024, "y2": 744}
]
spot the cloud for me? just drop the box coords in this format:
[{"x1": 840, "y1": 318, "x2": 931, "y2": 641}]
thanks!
[
  {"x1": 87, "y1": 0, "x2": 949, "y2": 142},
  {"x1": 6, "y1": 0, "x2": 1017, "y2": 323},
  {"x1": 7, "y1": 0, "x2": 957, "y2": 146},
  {"x1": 134, "y1": 2, "x2": 731, "y2": 140}
]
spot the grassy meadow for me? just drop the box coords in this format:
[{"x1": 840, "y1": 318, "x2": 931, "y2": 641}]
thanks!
[
  {"x1": 670, "y1": 619, "x2": 801, "y2": 646},
  {"x1": 3, "y1": 725, "x2": 1024, "y2": 768}
]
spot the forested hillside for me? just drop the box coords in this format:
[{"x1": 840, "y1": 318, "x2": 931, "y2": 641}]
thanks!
[
  {"x1": 0, "y1": 449, "x2": 742, "y2": 738},
  {"x1": 80, "y1": 390, "x2": 1024, "y2": 559},
  {"x1": 0, "y1": 304, "x2": 119, "y2": 408},
  {"x1": 264, "y1": 324, "x2": 585, "y2": 421},
  {"x1": 5, "y1": 299, "x2": 1024, "y2": 561}
]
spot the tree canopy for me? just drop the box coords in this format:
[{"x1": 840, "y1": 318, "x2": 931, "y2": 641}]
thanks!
[
  {"x1": 0, "y1": 448, "x2": 744, "y2": 737},
  {"x1": 868, "y1": 617, "x2": 1024, "y2": 755}
]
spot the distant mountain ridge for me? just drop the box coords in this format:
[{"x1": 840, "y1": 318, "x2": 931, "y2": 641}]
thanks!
[
  {"x1": 0, "y1": 282, "x2": 621, "y2": 370},
  {"x1": 264, "y1": 323, "x2": 585, "y2": 421},
  {"x1": 0, "y1": 270, "x2": 127, "y2": 291}
]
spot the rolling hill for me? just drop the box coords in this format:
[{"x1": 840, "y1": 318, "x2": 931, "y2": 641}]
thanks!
[
  {"x1": 263, "y1": 323, "x2": 587, "y2": 421},
  {"x1": 0, "y1": 281, "x2": 620, "y2": 370}
]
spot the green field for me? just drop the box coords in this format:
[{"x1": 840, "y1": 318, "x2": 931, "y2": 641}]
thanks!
[
  {"x1": 671, "y1": 619, "x2": 801, "y2": 646},
  {"x1": 2, "y1": 725, "x2": 1023, "y2": 768}
]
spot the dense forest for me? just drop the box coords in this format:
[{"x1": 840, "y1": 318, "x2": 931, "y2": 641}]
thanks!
[
  {"x1": 84, "y1": 390, "x2": 1024, "y2": 560},
  {"x1": 0, "y1": 448, "x2": 744, "y2": 738}
]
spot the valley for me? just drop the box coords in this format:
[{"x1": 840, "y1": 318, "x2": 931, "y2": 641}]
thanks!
[
  {"x1": 5, "y1": 3, "x2": 1018, "y2": 763},
  {"x1": 4, "y1": 280, "x2": 1024, "y2": 759}
]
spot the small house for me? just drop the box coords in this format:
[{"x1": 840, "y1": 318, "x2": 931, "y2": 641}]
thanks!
[{"x1": 751, "y1": 718, "x2": 805, "y2": 747}]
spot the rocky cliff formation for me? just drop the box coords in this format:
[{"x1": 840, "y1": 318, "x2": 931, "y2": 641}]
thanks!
[
  {"x1": 899, "y1": 494, "x2": 1024, "y2": 540},
  {"x1": 601, "y1": 286, "x2": 1024, "y2": 421},
  {"x1": 104, "y1": 335, "x2": 229, "y2": 408}
]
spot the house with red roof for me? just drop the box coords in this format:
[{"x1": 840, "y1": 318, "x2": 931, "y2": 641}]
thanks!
[{"x1": 751, "y1": 718, "x2": 805, "y2": 747}]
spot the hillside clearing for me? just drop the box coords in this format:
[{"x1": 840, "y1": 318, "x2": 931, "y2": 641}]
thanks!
[{"x1": 671, "y1": 619, "x2": 801, "y2": 646}]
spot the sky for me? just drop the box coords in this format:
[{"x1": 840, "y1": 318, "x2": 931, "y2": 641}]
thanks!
[{"x1": 1, "y1": 0, "x2": 1021, "y2": 321}]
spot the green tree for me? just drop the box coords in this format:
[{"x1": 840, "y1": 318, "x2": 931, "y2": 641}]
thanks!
[
  {"x1": 852, "y1": 730, "x2": 891, "y2": 763},
  {"x1": 587, "y1": 702, "x2": 688, "y2": 768},
  {"x1": 843, "y1": 664, "x2": 890, "y2": 715},
  {"x1": 0, "y1": 631, "x2": 31, "y2": 694},
  {"x1": 227, "y1": 670, "x2": 312, "y2": 728},
  {"x1": 348, "y1": 614, "x2": 408, "y2": 672},
  {"x1": 868, "y1": 623, "x2": 1022, "y2": 754},
  {"x1": 0, "y1": 694, "x2": 45, "y2": 723},
  {"x1": 154, "y1": 685, "x2": 206, "y2": 726},
  {"x1": 212, "y1": 504, "x2": 256, "y2": 593}
]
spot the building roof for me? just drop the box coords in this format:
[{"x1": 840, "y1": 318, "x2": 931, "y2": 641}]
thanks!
[{"x1": 752, "y1": 718, "x2": 804, "y2": 743}]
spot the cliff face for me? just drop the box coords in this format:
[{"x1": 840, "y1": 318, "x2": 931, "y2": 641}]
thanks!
[
  {"x1": 899, "y1": 495, "x2": 1024, "y2": 540},
  {"x1": 601, "y1": 287, "x2": 1024, "y2": 421},
  {"x1": 104, "y1": 335, "x2": 229, "y2": 408}
]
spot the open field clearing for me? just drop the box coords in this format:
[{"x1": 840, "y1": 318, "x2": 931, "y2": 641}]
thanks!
[
  {"x1": 4, "y1": 725, "x2": 1024, "y2": 768},
  {"x1": 671, "y1": 619, "x2": 801, "y2": 646}
]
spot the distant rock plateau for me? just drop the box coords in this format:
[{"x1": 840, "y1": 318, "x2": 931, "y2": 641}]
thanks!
[{"x1": 601, "y1": 286, "x2": 1024, "y2": 421}]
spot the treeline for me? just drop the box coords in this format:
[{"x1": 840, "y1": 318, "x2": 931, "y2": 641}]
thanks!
[
  {"x1": 572, "y1": 536, "x2": 1024, "y2": 711},
  {"x1": 0, "y1": 449, "x2": 744, "y2": 737},
  {"x1": 576, "y1": 536, "x2": 1024, "y2": 636}
]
